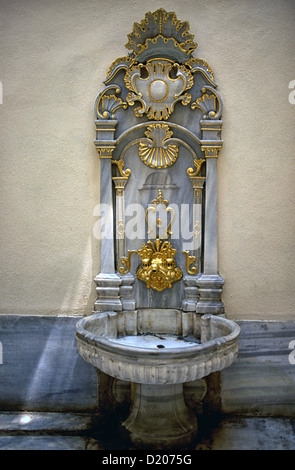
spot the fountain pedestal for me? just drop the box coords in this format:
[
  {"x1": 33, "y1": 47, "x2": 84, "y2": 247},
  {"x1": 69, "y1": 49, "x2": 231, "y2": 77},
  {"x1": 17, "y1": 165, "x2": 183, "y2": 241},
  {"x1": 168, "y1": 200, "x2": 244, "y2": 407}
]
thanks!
[{"x1": 123, "y1": 382, "x2": 197, "y2": 449}]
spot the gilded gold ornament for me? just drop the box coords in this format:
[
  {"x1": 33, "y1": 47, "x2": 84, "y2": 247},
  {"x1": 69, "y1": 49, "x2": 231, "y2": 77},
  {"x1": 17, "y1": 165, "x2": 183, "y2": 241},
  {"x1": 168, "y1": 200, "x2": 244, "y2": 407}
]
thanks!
[
  {"x1": 139, "y1": 124, "x2": 179, "y2": 168},
  {"x1": 137, "y1": 238, "x2": 183, "y2": 292}
]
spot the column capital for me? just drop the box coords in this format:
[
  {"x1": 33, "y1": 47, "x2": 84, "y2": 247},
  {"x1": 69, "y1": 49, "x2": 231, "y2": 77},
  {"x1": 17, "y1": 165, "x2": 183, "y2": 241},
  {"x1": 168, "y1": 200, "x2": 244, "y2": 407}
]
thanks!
[
  {"x1": 94, "y1": 119, "x2": 117, "y2": 158},
  {"x1": 201, "y1": 145, "x2": 222, "y2": 158},
  {"x1": 95, "y1": 145, "x2": 116, "y2": 158},
  {"x1": 200, "y1": 119, "x2": 223, "y2": 157}
]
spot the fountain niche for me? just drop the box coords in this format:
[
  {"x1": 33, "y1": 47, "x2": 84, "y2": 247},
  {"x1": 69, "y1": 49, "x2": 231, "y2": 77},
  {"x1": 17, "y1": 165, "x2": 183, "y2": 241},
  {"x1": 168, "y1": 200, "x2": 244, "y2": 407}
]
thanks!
[{"x1": 76, "y1": 9, "x2": 240, "y2": 449}]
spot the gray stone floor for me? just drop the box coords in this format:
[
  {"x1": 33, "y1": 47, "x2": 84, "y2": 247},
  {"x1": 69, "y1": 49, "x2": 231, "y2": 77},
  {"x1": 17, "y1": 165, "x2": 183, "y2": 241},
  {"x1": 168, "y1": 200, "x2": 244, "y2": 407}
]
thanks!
[{"x1": 0, "y1": 412, "x2": 294, "y2": 450}]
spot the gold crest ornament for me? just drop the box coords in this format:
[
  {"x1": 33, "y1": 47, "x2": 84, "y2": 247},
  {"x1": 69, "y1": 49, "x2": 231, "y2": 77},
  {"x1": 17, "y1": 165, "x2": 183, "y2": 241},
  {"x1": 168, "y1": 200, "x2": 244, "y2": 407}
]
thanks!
[{"x1": 124, "y1": 59, "x2": 193, "y2": 120}]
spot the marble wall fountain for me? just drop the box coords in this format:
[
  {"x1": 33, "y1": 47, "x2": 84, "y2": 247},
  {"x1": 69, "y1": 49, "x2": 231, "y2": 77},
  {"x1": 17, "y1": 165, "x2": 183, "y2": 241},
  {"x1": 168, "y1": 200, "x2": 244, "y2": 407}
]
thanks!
[{"x1": 76, "y1": 9, "x2": 240, "y2": 449}]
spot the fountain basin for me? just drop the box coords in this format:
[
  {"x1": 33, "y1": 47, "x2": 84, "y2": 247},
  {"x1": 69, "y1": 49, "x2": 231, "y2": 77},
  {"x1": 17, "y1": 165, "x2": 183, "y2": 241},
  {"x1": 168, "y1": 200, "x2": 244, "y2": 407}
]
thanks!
[
  {"x1": 76, "y1": 309, "x2": 240, "y2": 448},
  {"x1": 76, "y1": 309, "x2": 240, "y2": 385}
]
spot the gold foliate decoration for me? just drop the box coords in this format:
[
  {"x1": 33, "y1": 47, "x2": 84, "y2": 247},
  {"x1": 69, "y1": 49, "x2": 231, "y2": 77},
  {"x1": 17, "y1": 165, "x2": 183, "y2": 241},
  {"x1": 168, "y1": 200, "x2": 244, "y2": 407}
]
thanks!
[
  {"x1": 137, "y1": 238, "x2": 183, "y2": 292},
  {"x1": 182, "y1": 250, "x2": 197, "y2": 275},
  {"x1": 185, "y1": 58, "x2": 215, "y2": 84},
  {"x1": 119, "y1": 190, "x2": 182, "y2": 291},
  {"x1": 125, "y1": 9, "x2": 197, "y2": 62},
  {"x1": 96, "y1": 85, "x2": 127, "y2": 119},
  {"x1": 191, "y1": 87, "x2": 222, "y2": 120},
  {"x1": 191, "y1": 93, "x2": 216, "y2": 119},
  {"x1": 96, "y1": 146, "x2": 116, "y2": 158},
  {"x1": 124, "y1": 59, "x2": 193, "y2": 120},
  {"x1": 112, "y1": 159, "x2": 131, "y2": 178},
  {"x1": 139, "y1": 124, "x2": 178, "y2": 168},
  {"x1": 104, "y1": 56, "x2": 136, "y2": 84}
]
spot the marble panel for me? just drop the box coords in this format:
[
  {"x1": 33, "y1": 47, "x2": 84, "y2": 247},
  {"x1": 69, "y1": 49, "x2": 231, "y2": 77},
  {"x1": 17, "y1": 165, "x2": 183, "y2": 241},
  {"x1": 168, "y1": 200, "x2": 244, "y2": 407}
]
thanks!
[
  {"x1": 0, "y1": 315, "x2": 97, "y2": 411},
  {"x1": 221, "y1": 320, "x2": 295, "y2": 416}
]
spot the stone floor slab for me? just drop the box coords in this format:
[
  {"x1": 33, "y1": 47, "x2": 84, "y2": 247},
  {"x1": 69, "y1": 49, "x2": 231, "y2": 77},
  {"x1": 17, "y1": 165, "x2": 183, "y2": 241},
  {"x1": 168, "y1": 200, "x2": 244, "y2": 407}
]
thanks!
[
  {"x1": 0, "y1": 411, "x2": 93, "y2": 433},
  {"x1": 0, "y1": 413, "x2": 295, "y2": 450},
  {"x1": 195, "y1": 417, "x2": 295, "y2": 450},
  {"x1": 0, "y1": 435, "x2": 88, "y2": 450}
]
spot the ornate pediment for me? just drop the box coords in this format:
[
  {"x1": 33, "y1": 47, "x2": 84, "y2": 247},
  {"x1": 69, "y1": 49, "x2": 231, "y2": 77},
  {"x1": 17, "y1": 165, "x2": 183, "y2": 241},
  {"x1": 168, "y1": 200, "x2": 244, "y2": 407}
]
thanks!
[
  {"x1": 95, "y1": 8, "x2": 221, "y2": 134},
  {"x1": 125, "y1": 8, "x2": 197, "y2": 63}
]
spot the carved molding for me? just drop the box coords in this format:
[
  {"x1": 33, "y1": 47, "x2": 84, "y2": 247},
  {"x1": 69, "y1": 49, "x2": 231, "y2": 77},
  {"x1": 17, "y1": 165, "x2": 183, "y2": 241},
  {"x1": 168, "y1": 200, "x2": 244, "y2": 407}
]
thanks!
[{"x1": 124, "y1": 59, "x2": 193, "y2": 120}]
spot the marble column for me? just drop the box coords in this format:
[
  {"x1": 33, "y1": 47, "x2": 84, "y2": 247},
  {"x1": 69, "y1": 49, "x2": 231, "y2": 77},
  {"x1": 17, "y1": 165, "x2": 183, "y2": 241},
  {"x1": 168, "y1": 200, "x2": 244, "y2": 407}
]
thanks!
[
  {"x1": 182, "y1": 176, "x2": 205, "y2": 312},
  {"x1": 93, "y1": 120, "x2": 122, "y2": 312},
  {"x1": 196, "y1": 143, "x2": 224, "y2": 315}
]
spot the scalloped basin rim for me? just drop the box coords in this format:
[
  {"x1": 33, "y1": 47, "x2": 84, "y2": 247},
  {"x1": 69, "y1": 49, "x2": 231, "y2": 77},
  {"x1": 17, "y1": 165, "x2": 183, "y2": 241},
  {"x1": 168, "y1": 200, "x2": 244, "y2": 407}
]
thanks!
[{"x1": 76, "y1": 312, "x2": 240, "y2": 359}]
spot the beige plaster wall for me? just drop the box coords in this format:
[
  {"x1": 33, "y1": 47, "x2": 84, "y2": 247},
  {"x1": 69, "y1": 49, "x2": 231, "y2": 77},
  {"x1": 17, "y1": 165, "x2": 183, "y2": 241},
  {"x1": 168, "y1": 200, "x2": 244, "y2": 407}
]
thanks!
[{"x1": 0, "y1": 0, "x2": 294, "y2": 319}]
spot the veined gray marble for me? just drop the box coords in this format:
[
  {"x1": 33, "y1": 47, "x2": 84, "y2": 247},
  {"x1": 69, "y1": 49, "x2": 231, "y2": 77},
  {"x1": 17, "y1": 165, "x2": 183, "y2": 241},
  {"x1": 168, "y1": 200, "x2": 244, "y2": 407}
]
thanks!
[
  {"x1": 92, "y1": 8, "x2": 224, "y2": 315},
  {"x1": 0, "y1": 315, "x2": 97, "y2": 412},
  {"x1": 0, "y1": 436, "x2": 88, "y2": 451},
  {"x1": 221, "y1": 320, "x2": 295, "y2": 416},
  {"x1": 0, "y1": 315, "x2": 294, "y2": 418}
]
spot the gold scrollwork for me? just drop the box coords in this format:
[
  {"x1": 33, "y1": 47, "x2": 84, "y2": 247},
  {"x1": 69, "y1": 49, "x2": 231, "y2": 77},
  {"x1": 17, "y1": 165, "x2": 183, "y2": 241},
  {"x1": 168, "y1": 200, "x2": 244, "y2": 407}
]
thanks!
[
  {"x1": 96, "y1": 86, "x2": 127, "y2": 119},
  {"x1": 104, "y1": 56, "x2": 136, "y2": 84},
  {"x1": 112, "y1": 159, "x2": 131, "y2": 178},
  {"x1": 191, "y1": 93, "x2": 216, "y2": 119},
  {"x1": 119, "y1": 250, "x2": 137, "y2": 274},
  {"x1": 119, "y1": 190, "x2": 182, "y2": 291},
  {"x1": 187, "y1": 158, "x2": 205, "y2": 177},
  {"x1": 191, "y1": 86, "x2": 222, "y2": 120},
  {"x1": 185, "y1": 58, "x2": 215, "y2": 82},
  {"x1": 145, "y1": 189, "x2": 175, "y2": 239},
  {"x1": 182, "y1": 250, "x2": 197, "y2": 275}
]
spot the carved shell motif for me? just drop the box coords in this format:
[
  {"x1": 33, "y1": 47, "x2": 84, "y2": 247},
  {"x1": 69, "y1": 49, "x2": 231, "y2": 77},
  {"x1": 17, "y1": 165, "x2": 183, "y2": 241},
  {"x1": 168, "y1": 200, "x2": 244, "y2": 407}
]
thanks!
[{"x1": 139, "y1": 123, "x2": 178, "y2": 169}]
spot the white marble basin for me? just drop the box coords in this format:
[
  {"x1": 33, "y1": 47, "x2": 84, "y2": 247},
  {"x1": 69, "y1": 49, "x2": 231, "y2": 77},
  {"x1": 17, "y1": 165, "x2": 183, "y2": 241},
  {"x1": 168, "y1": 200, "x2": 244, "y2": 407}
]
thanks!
[
  {"x1": 76, "y1": 309, "x2": 240, "y2": 385},
  {"x1": 76, "y1": 309, "x2": 240, "y2": 449}
]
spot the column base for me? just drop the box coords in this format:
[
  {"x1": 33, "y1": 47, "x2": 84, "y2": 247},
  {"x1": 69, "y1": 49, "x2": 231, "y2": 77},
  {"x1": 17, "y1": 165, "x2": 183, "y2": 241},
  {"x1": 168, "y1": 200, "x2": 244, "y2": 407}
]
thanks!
[
  {"x1": 182, "y1": 276, "x2": 199, "y2": 312},
  {"x1": 93, "y1": 273, "x2": 122, "y2": 312},
  {"x1": 122, "y1": 383, "x2": 197, "y2": 450},
  {"x1": 196, "y1": 274, "x2": 225, "y2": 315},
  {"x1": 119, "y1": 274, "x2": 136, "y2": 311}
]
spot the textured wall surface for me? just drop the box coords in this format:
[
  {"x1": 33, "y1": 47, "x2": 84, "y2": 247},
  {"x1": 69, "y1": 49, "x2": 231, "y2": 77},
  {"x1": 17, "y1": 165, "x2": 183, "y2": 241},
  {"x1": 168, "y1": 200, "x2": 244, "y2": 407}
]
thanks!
[{"x1": 0, "y1": 0, "x2": 294, "y2": 319}]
